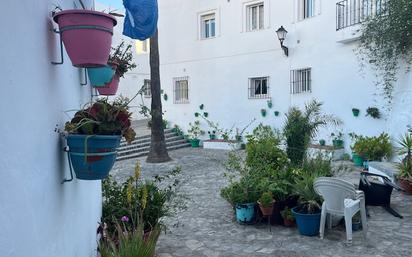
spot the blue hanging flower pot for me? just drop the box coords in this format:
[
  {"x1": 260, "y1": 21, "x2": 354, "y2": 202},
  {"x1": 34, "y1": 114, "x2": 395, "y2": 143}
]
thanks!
[
  {"x1": 87, "y1": 65, "x2": 116, "y2": 87},
  {"x1": 66, "y1": 134, "x2": 121, "y2": 180}
]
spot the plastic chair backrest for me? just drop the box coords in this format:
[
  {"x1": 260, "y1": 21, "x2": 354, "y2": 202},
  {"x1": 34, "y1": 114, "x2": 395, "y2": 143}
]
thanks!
[{"x1": 314, "y1": 177, "x2": 357, "y2": 215}]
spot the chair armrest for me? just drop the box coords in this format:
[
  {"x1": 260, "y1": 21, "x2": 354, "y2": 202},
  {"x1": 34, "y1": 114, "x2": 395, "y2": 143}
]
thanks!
[{"x1": 355, "y1": 190, "x2": 364, "y2": 200}]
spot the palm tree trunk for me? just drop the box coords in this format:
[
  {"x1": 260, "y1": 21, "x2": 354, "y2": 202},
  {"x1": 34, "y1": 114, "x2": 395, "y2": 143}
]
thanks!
[{"x1": 146, "y1": 29, "x2": 171, "y2": 163}]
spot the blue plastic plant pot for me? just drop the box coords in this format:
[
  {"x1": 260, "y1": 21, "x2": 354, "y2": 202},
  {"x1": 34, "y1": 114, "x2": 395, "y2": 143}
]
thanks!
[
  {"x1": 292, "y1": 207, "x2": 321, "y2": 236},
  {"x1": 66, "y1": 134, "x2": 121, "y2": 180},
  {"x1": 235, "y1": 203, "x2": 255, "y2": 223},
  {"x1": 87, "y1": 65, "x2": 115, "y2": 87}
]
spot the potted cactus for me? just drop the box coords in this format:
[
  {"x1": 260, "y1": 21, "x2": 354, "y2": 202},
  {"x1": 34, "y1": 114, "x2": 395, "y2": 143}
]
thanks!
[{"x1": 64, "y1": 98, "x2": 136, "y2": 180}]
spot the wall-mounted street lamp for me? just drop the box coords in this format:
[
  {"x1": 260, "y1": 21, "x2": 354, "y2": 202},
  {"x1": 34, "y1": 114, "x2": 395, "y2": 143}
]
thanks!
[{"x1": 276, "y1": 26, "x2": 289, "y2": 57}]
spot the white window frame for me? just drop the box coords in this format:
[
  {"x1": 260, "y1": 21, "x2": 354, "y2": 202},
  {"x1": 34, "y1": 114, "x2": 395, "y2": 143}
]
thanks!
[
  {"x1": 295, "y1": 0, "x2": 321, "y2": 22},
  {"x1": 198, "y1": 9, "x2": 220, "y2": 40},
  {"x1": 246, "y1": 2, "x2": 265, "y2": 31},
  {"x1": 290, "y1": 68, "x2": 312, "y2": 94},
  {"x1": 173, "y1": 77, "x2": 189, "y2": 104},
  {"x1": 143, "y1": 79, "x2": 151, "y2": 98},
  {"x1": 249, "y1": 77, "x2": 270, "y2": 99},
  {"x1": 200, "y1": 13, "x2": 216, "y2": 39}
]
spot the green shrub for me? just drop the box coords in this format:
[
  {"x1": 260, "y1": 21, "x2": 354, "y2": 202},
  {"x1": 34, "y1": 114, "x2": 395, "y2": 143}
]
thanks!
[
  {"x1": 283, "y1": 100, "x2": 340, "y2": 166},
  {"x1": 352, "y1": 133, "x2": 392, "y2": 161},
  {"x1": 302, "y1": 155, "x2": 333, "y2": 177},
  {"x1": 220, "y1": 176, "x2": 260, "y2": 206}
]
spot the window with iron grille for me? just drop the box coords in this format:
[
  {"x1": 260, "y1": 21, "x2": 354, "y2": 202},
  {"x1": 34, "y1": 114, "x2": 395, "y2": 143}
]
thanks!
[
  {"x1": 143, "y1": 79, "x2": 151, "y2": 98},
  {"x1": 290, "y1": 68, "x2": 312, "y2": 94},
  {"x1": 200, "y1": 13, "x2": 216, "y2": 39},
  {"x1": 246, "y1": 2, "x2": 264, "y2": 31},
  {"x1": 249, "y1": 77, "x2": 269, "y2": 99},
  {"x1": 173, "y1": 77, "x2": 189, "y2": 104}
]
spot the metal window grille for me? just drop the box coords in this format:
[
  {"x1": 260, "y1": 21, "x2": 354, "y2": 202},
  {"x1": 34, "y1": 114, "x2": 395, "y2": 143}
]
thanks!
[
  {"x1": 143, "y1": 79, "x2": 151, "y2": 98},
  {"x1": 248, "y1": 77, "x2": 270, "y2": 99},
  {"x1": 290, "y1": 68, "x2": 312, "y2": 94},
  {"x1": 173, "y1": 77, "x2": 189, "y2": 104},
  {"x1": 247, "y1": 3, "x2": 264, "y2": 31},
  {"x1": 336, "y1": 0, "x2": 388, "y2": 30},
  {"x1": 301, "y1": 0, "x2": 315, "y2": 20}
]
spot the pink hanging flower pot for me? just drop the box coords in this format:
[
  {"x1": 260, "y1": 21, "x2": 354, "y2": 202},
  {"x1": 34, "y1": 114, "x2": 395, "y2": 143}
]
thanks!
[
  {"x1": 97, "y1": 74, "x2": 120, "y2": 96},
  {"x1": 53, "y1": 10, "x2": 117, "y2": 67}
]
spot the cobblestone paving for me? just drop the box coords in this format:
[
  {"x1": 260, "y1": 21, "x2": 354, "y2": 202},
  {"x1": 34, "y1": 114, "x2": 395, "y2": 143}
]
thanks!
[{"x1": 111, "y1": 148, "x2": 412, "y2": 257}]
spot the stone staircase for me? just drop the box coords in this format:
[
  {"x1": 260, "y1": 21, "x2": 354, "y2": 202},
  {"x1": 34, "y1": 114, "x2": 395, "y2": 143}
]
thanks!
[{"x1": 116, "y1": 128, "x2": 190, "y2": 161}]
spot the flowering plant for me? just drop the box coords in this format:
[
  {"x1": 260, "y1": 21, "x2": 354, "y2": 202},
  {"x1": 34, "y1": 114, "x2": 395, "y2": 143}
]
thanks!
[
  {"x1": 64, "y1": 97, "x2": 136, "y2": 143},
  {"x1": 109, "y1": 41, "x2": 137, "y2": 78}
]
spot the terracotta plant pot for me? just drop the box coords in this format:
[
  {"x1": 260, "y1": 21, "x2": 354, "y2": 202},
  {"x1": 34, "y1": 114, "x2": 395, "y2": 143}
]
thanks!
[
  {"x1": 258, "y1": 201, "x2": 275, "y2": 216},
  {"x1": 283, "y1": 219, "x2": 295, "y2": 227},
  {"x1": 97, "y1": 74, "x2": 120, "y2": 96},
  {"x1": 53, "y1": 10, "x2": 117, "y2": 67},
  {"x1": 399, "y1": 178, "x2": 412, "y2": 195}
]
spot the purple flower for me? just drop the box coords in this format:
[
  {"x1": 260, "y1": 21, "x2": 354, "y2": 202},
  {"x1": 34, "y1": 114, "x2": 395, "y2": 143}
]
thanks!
[{"x1": 121, "y1": 216, "x2": 129, "y2": 222}]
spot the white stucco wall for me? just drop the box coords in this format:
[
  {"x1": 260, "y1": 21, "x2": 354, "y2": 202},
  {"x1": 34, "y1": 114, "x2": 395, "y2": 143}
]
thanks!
[
  {"x1": 157, "y1": 0, "x2": 412, "y2": 153},
  {"x1": 0, "y1": 1, "x2": 103, "y2": 256}
]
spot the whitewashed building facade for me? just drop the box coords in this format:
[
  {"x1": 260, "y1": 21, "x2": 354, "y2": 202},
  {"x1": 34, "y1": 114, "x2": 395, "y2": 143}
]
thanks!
[{"x1": 157, "y1": 0, "x2": 412, "y2": 152}]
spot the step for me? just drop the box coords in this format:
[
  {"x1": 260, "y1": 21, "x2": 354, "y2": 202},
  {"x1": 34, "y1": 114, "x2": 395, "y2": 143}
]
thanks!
[
  {"x1": 119, "y1": 130, "x2": 177, "y2": 147},
  {"x1": 118, "y1": 135, "x2": 185, "y2": 152},
  {"x1": 116, "y1": 142, "x2": 191, "y2": 161},
  {"x1": 117, "y1": 138, "x2": 188, "y2": 157}
]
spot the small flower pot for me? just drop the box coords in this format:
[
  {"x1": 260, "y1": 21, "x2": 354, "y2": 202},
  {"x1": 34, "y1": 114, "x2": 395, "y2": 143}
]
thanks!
[
  {"x1": 258, "y1": 201, "x2": 275, "y2": 216},
  {"x1": 261, "y1": 109, "x2": 267, "y2": 117},
  {"x1": 274, "y1": 111, "x2": 280, "y2": 117},
  {"x1": 66, "y1": 134, "x2": 121, "y2": 180},
  {"x1": 283, "y1": 219, "x2": 296, "y2": 227},
  {"x1": 292, "y1": 206, "x2": 321, "y2": 236},
  {"x1": 352, "y1": 153, "x2": 364, "y2": 167},
  {"x1": 87, "y1": 65, "x2": 116, "y2": 87},
  {"x1": 352, "y1": 109, "x2": 360, "y2": 117},
  {"x1": 53, "y1": 10, "x2": 117, "y2": 67},
  {"x1": 209, "y1": 135, "x2": 216, "y2": 140},
  {"x1": 398, "y1": 179, "x2": 412, "y2": 195},
  {"x1": 319, "y1": 139, "x2": 326, "y2": 146},
  {"x1": 332, "y1": 139, "x2": 344, "y2": 149},
  {"x1": 190, "y1": 139, "x2": 200, "y2": 148},
  {"x1": 352, "y1": 220, "x2": 362, "y2": 231},
  {"x1": 235, "y1": 203, "x2": 255, "y2": 223},
  {"x1": 97, "y1": 74, "x2": 120, "y2": 96}
]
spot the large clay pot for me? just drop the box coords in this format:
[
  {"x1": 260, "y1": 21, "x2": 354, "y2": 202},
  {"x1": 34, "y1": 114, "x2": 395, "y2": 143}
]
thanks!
[
  {"x1": 258, "y1": 201, "x2": 275, "y2": 216},
  {"x1": 53, "y1": 10, "x2": 117, "y2": 67},
  {"x1": 399, "y1": 178, "x2": 412, "y2": 195}
]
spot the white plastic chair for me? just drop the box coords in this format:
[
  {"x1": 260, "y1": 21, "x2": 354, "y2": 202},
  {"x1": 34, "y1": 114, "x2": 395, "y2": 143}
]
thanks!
[{"x1": 314, "y1": 177, "x2": 368, "y2": 244}]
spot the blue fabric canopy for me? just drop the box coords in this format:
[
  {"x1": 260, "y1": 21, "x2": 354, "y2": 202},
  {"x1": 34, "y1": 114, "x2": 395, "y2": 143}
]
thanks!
[{"x1": 122, "y1": 0, "x2": 158, "y2": 40}]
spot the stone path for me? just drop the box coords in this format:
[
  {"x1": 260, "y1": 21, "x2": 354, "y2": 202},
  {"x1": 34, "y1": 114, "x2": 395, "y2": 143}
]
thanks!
[{"x1": 111, "y1": 148, "x2": 412, "y2": 257}]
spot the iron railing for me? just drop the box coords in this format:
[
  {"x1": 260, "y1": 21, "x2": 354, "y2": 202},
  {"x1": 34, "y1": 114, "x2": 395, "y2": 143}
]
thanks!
[{"x1": 336, "y1": 0, "x2": 387, "y2": 30}]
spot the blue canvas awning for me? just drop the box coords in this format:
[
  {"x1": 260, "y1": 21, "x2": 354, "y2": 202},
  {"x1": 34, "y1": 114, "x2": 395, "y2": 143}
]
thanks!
[{"x1": 123, "y1": 0, "x2": 158, "y2": 40}]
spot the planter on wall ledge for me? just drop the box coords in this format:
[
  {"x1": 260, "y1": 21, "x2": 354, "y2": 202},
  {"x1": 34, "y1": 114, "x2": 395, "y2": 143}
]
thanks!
[
  {"x1": 189, "y1": 139, "x2": 200, "y2": 148},
  {"x1": 319, "y1": 139, "x2": 326, "y2": 146},
  {"x1": 53, "y1": 10, "x2": 117, "y2": 67},
  {"x1": 352, "y1": 108, "x2": 360, "y2": 117},
  {"x1": 97, "y1": 74, "x2": 120, "y2": 95},
  {"x1": 332, "y1": 139, "x2": 344, "y2": 149},
  {"x1": 66, "y1": 134, "x2": 121, "y2": 180},
  {"x1": 87, "y1": 64, "x2": 116, "y2": 87}
]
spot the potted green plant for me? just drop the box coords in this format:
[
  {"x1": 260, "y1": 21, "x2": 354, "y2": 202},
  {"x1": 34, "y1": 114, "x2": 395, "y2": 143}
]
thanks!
[
  {"x1": 319, "y1": 139, "x2": 326, "y2": 146},
  {"x1": 352, "y1": 133, "x2": 392, "y2": 168},
  {"x1": 267, "y1": 99, "x2": 273, "y2": 109},
  {"x1": 52, "y1": 1, "x2": 118, "y2": 67},
  {"x1": 97, "y1": 41, "x2": 137, "y2": 96},
  {"x1": 366, "y1": 107, "x2": 381, "y2": 119},
  {"x1": 261, "y1": 109, "x2": 267, "y2": 117},
  {"x1": 187, "y1": 121, "x2": 204, "y2": 147},
  {"x1": 396, "y1": 133, "x2": 412, "y2": 194},
  {"x1": 257, "y1": 192, "x2": 275, "y2": 216},
  {"x1": 352, "y1": 108, "x2": 360, "y2": 117},
  {"x1": 274, "y1": 111, "x2": 280, "y2": 117},
  {"x1": 64, "y1": 98, "x2": 136, "y2": 180},
  {"x1": 281, "y1": 207, "x2": 295, "y2": 227},
  {"x1": 208, "y1": 130, "x2": 216, "y2": 140},
  {"x1": 331, "y1": 132, "x2": 344, "y2": 149},
  {"x1": 291, "y1": 172, "x2": 322, "y2": 236}
]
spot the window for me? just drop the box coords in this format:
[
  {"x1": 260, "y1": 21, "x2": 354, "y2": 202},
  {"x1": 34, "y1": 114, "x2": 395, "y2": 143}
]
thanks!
[
  {"x1": 247, "y1": 3, "x2": 264, "y2": 31},
  {"x1": 200, "y1": 13, "x2": 216, "y2": 39},
  {"x1": 290, "y1": 68, "x2": 312, "y2": 94},
  {"x1": 299, "y1": 0, "x2": 316, "y2": 20},
  {"x1": 173, "y1": 77, "x2": 189, "y2": 103},
  {"x1": 249, "y1": 77, "x2": 269, "y2": 98},
  {"x1": 143, "y1": 79, "x2": 151, "y2": 98}
]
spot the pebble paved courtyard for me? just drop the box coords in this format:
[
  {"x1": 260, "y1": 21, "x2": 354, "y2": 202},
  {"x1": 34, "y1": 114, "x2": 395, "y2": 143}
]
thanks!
[{"x1": 112, "y1": 148, "x2": 412, "y2": 257}]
